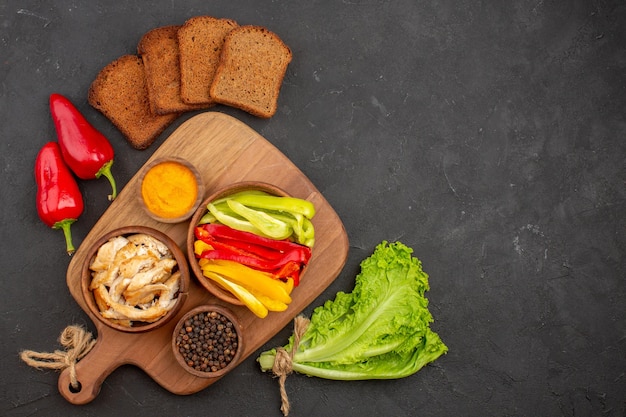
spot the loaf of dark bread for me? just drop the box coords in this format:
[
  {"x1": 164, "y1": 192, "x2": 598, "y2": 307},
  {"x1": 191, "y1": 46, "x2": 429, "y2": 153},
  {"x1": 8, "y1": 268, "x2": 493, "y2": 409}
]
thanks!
[
  {"x1": 138, "y1": 25, "x2": 209, "y2": 114},
  {"x1": 178, "y1": 16, "x2": 239, "y2": 105},
  {"x1": 88, "y1": 55, "x2": 179, "y2": 150},
  {"x1": 209, "y1": 25, "x2": 292, "y2": 118}
]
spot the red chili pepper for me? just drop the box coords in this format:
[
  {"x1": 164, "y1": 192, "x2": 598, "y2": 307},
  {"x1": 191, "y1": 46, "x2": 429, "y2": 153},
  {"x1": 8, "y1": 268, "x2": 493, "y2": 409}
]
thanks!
[
  {"x1": 35, "y1": 142, "x2": 84, "y2": 255},
  {"x1": 50, "y1": 93, "x2": 118, "y2": 200}
]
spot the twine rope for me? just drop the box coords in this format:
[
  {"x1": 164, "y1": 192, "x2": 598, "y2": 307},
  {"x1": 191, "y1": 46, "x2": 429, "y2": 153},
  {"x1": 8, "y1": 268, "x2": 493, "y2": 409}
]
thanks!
[
  {"x1": 271, "y1": 315, "x2": 310, "y2": 416},
  {"x1": 20, "y1": 325, "x2": 96, "y2": 390}
]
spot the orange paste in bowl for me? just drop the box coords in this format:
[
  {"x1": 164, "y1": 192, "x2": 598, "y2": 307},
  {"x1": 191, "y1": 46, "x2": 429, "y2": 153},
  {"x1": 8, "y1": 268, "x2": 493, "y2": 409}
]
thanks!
[{"x1": 141, "y1": 161, "x2": 198, "y2": 219}]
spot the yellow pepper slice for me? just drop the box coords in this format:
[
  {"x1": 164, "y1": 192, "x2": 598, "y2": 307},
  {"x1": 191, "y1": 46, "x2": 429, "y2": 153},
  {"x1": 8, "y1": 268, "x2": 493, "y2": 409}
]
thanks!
[
  {"x1": 250, "y1": 289, "x2": 289, "y2": 312},
  {"x1": 276, "y1": 277, "x2": 295, "y2": 295},
  {"x1": 194, "y1": 239, "x2": 213, "y2": 256},
  {"x1": 201, "y1": 259, "x2": 292, "y2": 304},
  {"x1": 199, "y1": 258, "x2": 294, "y2": 295},
  {"x1": 203, "y1": 271, "x2": 268, "y2": 318}
]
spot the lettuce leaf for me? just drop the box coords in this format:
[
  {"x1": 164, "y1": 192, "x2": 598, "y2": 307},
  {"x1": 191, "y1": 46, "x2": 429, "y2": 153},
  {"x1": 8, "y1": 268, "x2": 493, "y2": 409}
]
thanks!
[{"x1": 258, "y1": 241, "x2": 447, "y2": 380}]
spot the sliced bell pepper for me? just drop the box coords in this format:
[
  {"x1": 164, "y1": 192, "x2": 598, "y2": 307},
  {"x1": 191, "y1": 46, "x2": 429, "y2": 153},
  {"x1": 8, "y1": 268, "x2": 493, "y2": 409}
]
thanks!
[
  {"x1": 272, "y1": 261, "x2": 303, "y2": 286},
  {"x1": 194, "y1": 239, "x2": 213, "y2": 257},
  {"x1": 201, "y1": 259, "x2": 292, "y2": 304},
  {"x1": 201, "y1": 190, "x2": 317, "y2": 247},
  {"x1": 267, "y1": 211, "x2": 315, "y2": 246},
  {"x1": 194, "y1": 224, "x2": 311, "y2": 287},
  {"x1": 211, "y1": 236, "x2": 284, "y2": 260},
  {"x1": 199, "y1": 248, "x2": 309, "y2": 271},
  {"x1": 199, "y1": 238, "x2": 268, "y2": 261},
  {"x1": 227, "y1": 192, "x2": 316, "y2": 219},
  {"x1": 250, "y1": 290, "x2": 289, "y2": 312},
  {"x1": 201, "y1": 224, "x2": 312, "y2": 255},
  {"x1": 276, "y1": 277, "x2": 295, "y2": 295},
  {"x1": 207, "y1": 202, "x2": 268, "y2": 237},
  {"x1": 203, "y1": 271, "x2": 268, "y2": 318},
  {"x1": 226, "y1": 199, "x2": 292, "y2": 240}
]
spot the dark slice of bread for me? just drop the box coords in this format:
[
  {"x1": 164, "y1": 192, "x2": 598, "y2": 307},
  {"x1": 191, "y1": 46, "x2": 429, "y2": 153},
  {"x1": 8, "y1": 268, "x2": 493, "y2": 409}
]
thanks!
[
  {"x1": 88, "y1": 54, "x2": 179, "y2": 150},
  {"x1": 178, "y1": 16, "x2": 239, "y2": 105},
  {"x1": 137, "y1": 25, "x2": 210, "y2": 115},
  {"x1": 209, "y1": 25, "x2": 292, "y2": 118}
]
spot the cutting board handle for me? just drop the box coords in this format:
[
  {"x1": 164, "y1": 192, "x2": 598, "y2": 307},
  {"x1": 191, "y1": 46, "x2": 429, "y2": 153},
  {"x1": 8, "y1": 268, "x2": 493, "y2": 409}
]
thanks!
[{"x1": 57, "y1": 330, "x2": 121, "y2": 405}]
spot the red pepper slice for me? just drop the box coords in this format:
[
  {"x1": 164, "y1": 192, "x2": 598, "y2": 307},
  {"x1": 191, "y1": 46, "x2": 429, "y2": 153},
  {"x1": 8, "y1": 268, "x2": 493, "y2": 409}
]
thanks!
[
  {"x1": 35, "y1": 142, "x2": 84, "y2": 255},
  {"x1": 201, "y1": 238, "x2": 266, "y2": 261},
  {"x1": 199, "y1": 250, "x2": 275, "y2": 270},
  {"x1": 202, "y1": 223, "x2": 311, "y2": 255},
  {"x1": 195, "y1": 225, "x2": 283, "y2": 260},
  {"x1": 199, "y1": 247, "x2": 309, "y2": 271},
  {"x1": 195, "y1": 224, "x2": 211, "y2": 241},
  {"x1": 213, "y1": 236, "x2": 285, "y2": 260},
  {"x1": 50, "y1": 93, "x2": 118, "y2": 200},
  {"x1": 272, "y1": 261, "x2": 302, "y2": 286}
]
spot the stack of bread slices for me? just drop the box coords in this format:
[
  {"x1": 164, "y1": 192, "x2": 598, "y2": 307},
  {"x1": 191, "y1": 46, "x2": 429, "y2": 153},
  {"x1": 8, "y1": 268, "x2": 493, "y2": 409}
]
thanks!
[{"x1": 88, "y1": 16, "x2": 292, "y2": 150}]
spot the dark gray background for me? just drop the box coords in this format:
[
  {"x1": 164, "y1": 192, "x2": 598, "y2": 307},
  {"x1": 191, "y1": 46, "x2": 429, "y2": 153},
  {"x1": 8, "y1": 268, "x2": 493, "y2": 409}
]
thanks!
[{"x1": 2, "y1": 1, "x2": 624, "y2": 416}]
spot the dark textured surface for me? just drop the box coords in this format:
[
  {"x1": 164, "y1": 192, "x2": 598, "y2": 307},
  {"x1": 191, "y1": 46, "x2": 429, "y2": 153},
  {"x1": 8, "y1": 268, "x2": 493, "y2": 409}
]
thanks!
[{"x1": 1, "y1": 1, "x2": 625, "y2": 416}]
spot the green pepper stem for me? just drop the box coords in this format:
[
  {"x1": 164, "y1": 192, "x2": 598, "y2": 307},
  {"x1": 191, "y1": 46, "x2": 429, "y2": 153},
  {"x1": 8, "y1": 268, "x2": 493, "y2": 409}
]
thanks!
[
  {"x1": 96, "y1": 159, "x2": 117, "y2": 201},
  {"x1": 54, "y1": 218, "x2": 77, "y2": 256}
]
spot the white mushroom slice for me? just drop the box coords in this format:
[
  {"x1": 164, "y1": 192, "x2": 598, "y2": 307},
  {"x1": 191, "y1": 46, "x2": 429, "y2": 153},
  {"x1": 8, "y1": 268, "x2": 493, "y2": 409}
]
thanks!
[
  {"x1": 89, "y1": 236, "x2": 129, "y2": 272},
  {"x1": 127, "y1": 234, "x2": 171, "y2": 258}
]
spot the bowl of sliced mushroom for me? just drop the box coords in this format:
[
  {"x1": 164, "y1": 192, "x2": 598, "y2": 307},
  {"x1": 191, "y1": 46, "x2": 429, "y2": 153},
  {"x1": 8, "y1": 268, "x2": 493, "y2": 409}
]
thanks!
[{"x1": 80, "y1": 226, "x2": 189, "y2": 333}]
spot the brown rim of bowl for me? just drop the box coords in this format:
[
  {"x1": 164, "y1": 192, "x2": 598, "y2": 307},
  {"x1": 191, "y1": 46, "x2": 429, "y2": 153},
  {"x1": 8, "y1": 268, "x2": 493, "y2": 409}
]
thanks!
[
  {"x1": 80, "y1": 226, "x2": 190, "y2": 333},
  {"x1": 171, "y1": 304, "x2": 244, "y2": 378},
  {"x1": 186, "y1": 181, "x2": 290, "y2": 305},
  {"x1": 137, "y1": 157, "x2": 205, "y2": 224}
]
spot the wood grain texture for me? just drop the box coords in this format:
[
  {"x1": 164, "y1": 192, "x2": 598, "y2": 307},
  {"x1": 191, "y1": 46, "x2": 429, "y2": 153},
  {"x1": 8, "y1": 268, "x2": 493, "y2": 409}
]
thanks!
[{"x1": 59, "y1": 112, "x2": 349, "y2": 404}]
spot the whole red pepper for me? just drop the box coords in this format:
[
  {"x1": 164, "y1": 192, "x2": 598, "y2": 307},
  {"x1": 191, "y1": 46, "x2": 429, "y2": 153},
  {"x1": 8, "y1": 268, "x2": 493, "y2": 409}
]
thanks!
[
  {"x1": 50, "y1": 93, "x2": 117, "y2": 200},
  {"x1": 35, "y1": 142, "x2": 84, "y2": 255}
]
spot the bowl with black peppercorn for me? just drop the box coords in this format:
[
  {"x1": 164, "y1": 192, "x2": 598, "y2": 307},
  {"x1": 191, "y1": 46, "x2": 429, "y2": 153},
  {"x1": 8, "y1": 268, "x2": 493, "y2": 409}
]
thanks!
[{"x1": 172, "y1": 304, "x2": 243, "y2": 378}]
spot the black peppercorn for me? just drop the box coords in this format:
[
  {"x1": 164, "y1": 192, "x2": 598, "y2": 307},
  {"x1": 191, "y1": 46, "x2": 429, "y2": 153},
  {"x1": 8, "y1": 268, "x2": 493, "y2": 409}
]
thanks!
[{"x1": 175, "y1": 310, "x2": 239, "y2": 373}]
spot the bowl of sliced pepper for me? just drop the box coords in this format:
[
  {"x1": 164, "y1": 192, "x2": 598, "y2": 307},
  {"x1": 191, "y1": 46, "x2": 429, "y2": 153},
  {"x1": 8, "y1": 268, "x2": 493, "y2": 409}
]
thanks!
[{"x1": 186, "y1": 182, "x2": 316, "y2": 318}]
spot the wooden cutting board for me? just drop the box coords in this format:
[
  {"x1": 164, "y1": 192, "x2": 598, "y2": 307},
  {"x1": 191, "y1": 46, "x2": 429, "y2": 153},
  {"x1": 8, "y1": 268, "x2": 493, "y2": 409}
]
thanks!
[{"x1": 60, "y1": 112, "x2": 349, "y2": 404}]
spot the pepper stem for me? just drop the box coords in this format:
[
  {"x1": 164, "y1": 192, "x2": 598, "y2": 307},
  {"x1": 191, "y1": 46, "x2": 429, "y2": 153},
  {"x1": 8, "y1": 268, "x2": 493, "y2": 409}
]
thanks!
[
  {"x1": 96, "y1": 160, "x2": 117, "y2": 201},
  {"x1": 54, "y1": 218, "x2": 78, "y2": 256}
]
